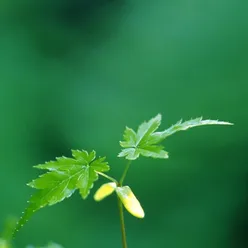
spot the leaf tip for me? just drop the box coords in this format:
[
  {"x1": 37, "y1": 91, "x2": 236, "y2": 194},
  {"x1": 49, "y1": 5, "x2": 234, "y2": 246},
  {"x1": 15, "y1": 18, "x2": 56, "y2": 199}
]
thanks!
[{"x1": 156, "y1": 113, "x2": 162, "y2": 119}]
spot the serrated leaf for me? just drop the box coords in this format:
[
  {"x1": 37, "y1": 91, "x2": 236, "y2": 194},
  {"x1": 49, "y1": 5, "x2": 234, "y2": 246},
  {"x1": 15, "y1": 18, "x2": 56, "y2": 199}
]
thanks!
[
  {"x1": 77, "y1": 166, "x2": 98, "y2": 199},
  {"x1": 118, "y1": 114, "x2": 167, "y2": 160},
  {"x1": 116, "y1": 186, "x2": 144, "y2": 218},
  {"x1": 27, "y1": 171, "x2": 74, "y2": 189},
  {"x1": 136, "y1": 114, "x2": 161, "y2": 145},
  {"x1": 149, "y1": 117, "x2": 233, "y2": 143},
  {"x1": 13, "y1": 195, "x2": 41, "y2": 236},
  {"x1": 13, "y1": 150, "x2": 109, "y2": 236},
  {"x1": 119, "y1": 127, "x2": 137, "y2": 148},
  {"x1": 137, "y1": 146, "x2": 168, "y2": 159},
  {"x1": 14, "y1": 185, "x2": 76, "y2": 235},
  {"x1": 90, "y1": 157, "x2": 109, "y2": 172},
  {"x1": 72, "y1": 149, "x2": 96, "y2": 163},
  {"x1": 119, "y1": 114, "x2": 232, "y2": 160},
  {"x1": 118, "y1": 148, "x2": 139, "y2": 160},
  {"x1": 34, "y1": 157, "x2": 80, "y2": 171}
]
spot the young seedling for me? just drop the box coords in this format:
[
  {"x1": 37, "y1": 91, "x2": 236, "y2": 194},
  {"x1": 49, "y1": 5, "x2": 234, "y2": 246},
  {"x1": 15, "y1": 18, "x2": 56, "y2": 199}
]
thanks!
[{"x1": 13, "y1": 114, "x2": 232, "y2": 247}]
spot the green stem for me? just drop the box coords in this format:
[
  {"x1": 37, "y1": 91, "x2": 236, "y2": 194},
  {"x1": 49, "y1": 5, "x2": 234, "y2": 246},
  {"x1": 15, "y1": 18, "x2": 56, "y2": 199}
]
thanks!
[
  {"x1": 117, "y1": 160, "x2": 132, "y2": 248},
  {"x1": 117, "y1": 196, "x2": 128, "y2": 248},
  {"x1": 96, "y1": 168, "x2": 128, "y2": 248},
  {"x1": 95, "y1": 171, "x2": 118, "y2": 184},
  {"x1": 119, "y1": 160, "x2": 132, "y2": 186}
]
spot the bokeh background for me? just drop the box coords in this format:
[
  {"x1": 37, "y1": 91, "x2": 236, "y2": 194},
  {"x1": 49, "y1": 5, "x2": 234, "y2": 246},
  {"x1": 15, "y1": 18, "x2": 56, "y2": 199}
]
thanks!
[{"x1": 1, "y1": 0, "x2": 248, "y2": 247}]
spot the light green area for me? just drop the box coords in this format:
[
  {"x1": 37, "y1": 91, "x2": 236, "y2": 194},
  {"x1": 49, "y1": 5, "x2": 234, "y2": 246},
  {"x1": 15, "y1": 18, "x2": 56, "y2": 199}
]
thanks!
[{"x1": 26, "y1": 242, "x2": 63, "y2": 248}]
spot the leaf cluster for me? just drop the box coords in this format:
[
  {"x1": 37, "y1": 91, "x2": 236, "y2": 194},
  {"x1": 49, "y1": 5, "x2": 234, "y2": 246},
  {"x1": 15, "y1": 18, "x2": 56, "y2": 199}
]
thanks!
[
  {"x1": 118, "y1": 114, "x2": 231, "y2": 160},
  {"x1": 14, "y1": 150, "x2": 109, "y2": 234},
  {"x1": 13, "y1": 113, "x2": 232, "y2": 238}
]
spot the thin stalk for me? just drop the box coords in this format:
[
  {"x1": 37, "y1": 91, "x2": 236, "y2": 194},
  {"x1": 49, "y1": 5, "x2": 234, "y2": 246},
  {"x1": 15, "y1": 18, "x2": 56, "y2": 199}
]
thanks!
[
  {"x1": 95, "y1": 168, "x2": 128, "y2": 248},
  {"x1": 117, "y1": 195, "x2": 127, "y2": 248},
  {"x1": 95, "y1": 171, "x2": 118, "y2": 184},
  {"x1": 119, "y1": 160, "x2": 132, "y2": 186},
  {"x1": 117, "y1": 160, "x2": 132, "y2": 248}
]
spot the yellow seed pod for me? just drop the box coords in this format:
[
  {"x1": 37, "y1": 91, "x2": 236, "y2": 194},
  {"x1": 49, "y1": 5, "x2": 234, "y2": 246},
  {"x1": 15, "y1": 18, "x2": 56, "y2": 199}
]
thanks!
[
  {"x1": 116, "y1": 186, "x2": 145, "y2": 218},
  {"x1": 94, "y1": 182, "x2": 117, "y2": 201}
]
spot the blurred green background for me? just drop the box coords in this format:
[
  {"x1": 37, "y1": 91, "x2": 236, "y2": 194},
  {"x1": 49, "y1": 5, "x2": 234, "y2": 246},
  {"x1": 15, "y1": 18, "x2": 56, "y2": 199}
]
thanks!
[{"x1": 0, "y1": 0, "x2": 247, "y2": 247}]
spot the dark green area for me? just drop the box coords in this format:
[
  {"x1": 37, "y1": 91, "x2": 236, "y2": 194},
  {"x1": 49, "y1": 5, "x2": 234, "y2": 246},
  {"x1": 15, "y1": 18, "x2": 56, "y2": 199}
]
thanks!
[{"x1": 0, "y1": 0, "x2": 247, "y2": 247}]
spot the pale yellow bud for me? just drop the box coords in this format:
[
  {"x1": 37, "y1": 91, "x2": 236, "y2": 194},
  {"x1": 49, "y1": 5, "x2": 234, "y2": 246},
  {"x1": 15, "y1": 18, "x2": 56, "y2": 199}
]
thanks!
[
  {"x1": 116, "y1": 186, "x2": 145, "y2": 218},
  {"x1": 94, "y1": 182, "x2": 117, "y2": 201}
]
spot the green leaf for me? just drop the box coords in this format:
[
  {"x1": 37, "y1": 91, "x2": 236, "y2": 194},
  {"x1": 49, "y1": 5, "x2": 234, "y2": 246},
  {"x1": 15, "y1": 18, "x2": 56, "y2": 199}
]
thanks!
[
  {"x1": 34, "y1": 157, "x2": 80, "y2": 171},
  {"x1": 149, "y1": 117, "x2": 233, "y2": 143},
  {"x1": 119, "y1": 127, "x2": 136, "y2": 148},
  {"x1": 136, "y1": 114, "x2": 161, "y2": 146},
  {"x1": 118, "y1": 114, "x2": 167, "y2": 160},
  {"x1": 118, "y1": 148, "x2": 140, "y2": 160},
  {"x1": 77, "y1": 166, "x2": 98, "y2": 199},
  {"x1": 13, "y1": 150, "x2": 109, "y2": 236},
  {"x1": 118, "y1": 114, "x2": 232, "y2": 160},
  {"x1": 137, "y1": 146, "x2": 168, "y2": 159}
]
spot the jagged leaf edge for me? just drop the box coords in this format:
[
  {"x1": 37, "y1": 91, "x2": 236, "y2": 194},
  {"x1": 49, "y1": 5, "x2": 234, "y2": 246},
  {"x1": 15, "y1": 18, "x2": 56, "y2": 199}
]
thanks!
[
  {"x1": 13, "y1": 151, "x2": 110, "y2": 237},
  {"x1": 148, "y1": 117, "x2": 233, "y2": 144}
]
